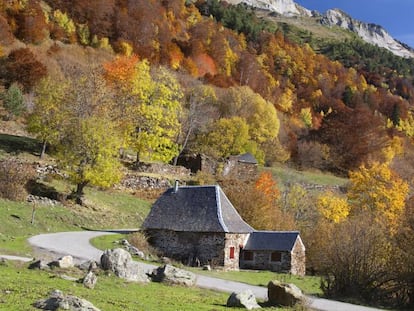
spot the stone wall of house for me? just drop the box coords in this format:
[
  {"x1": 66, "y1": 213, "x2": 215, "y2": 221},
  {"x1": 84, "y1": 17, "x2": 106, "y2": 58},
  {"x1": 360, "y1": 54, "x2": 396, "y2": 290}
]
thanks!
[
  {"x1": 240, "y1": 251, "x2": 291, "y2": 273},
  {"x1": 290, "y1": 237, "x2": 306, "y2": 276},
  {"x1": 145, "y1": 229, "x2": 226, "y2": 267},
  {"x1": 222, "y1": 160, "x2": 258, "y2": 180},
  {"x1": 134, "y1": 162, "x2": 191, "y2": 177},
  {"x1": 223, "y1": 233, "x2": 250, "y2": 270}
]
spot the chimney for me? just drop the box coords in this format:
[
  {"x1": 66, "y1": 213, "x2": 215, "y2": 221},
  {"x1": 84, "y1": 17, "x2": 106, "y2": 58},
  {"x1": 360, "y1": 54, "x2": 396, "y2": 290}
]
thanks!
[{"x1": 173, "y1": 180, "x2": 179, "y2": 193}]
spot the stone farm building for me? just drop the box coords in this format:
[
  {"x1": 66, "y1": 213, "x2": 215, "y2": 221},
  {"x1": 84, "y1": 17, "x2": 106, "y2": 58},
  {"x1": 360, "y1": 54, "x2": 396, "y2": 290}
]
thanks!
[{"x1": 142, "y1": 183, "x2": 306, "y2": 276}]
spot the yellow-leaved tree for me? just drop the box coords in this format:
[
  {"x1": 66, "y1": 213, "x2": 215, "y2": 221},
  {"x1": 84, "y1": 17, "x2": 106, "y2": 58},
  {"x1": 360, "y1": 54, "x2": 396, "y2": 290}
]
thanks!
[
  {"x1": 199, "y1": 116, "x2": 250, "y2": 159},
  {"x1": 58, "y1": 117, "x2": 122, "y2": 204},
  {"x1": 317, "y1": 191, "x2": 350, "y2": 223},
  {"x1": 28, "y1": 76, "x2": 69, "y2": 158},
  {"x1": 348, "y1": 161, "x2": 409, "y2": 229},
  {"x1": 104, "y1": 57, "x2": 183, "y2": 163}
]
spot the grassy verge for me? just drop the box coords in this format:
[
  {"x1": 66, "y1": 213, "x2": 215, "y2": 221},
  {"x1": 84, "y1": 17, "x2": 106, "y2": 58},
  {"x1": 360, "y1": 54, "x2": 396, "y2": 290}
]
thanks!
[
  {"x1": 90, "y1": 233, "x2": 126, "y2": 251},
  {"x1": 0, "y1": 261, "x2": 245, "y2": 311}
]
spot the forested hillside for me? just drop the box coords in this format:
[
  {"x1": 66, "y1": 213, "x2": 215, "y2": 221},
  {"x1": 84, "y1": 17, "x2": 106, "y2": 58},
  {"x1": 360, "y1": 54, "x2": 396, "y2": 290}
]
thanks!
[{"x1": 0, "y1": 0, "x2": 413, "y2": 308}]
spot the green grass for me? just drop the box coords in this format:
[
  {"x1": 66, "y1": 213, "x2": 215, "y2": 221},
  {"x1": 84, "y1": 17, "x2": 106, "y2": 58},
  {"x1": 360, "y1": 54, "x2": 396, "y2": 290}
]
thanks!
[
  {"x1": 0, "y1": 182, "x2": 151, "y2": 256},
  {"x1": 264, "y1": 165, "x2": 348, "y2": 188},
  {"x1": 0, "y1": 199, "x2": 86, "y2": 256},
  {"x1": 0, "y1": 261, "x2": 246, "y2": 311},
  {"x1": 90, "y1": 233, "x2": 126, "y2": 250}
]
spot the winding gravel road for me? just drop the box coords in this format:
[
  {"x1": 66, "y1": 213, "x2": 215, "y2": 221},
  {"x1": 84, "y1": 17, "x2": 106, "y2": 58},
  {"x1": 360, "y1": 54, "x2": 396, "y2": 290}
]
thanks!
[{"x1": 26, "y1": 231, "x2": 384, "y2": 311}]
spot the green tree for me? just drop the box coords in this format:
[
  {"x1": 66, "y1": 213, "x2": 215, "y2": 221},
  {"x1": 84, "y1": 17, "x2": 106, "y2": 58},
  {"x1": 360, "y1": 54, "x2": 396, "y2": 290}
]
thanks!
[
  {"x1": 199, "y1": 116, "x2": 250, "y2": 158},
  {"x1": 27, "y1": 76, "x2": 68, "y2": 158},
  {"x1": 218, "y1": 86, "x2": 280, "y2": 162},
  {"x1": 2, "y1": 83, "x2": 24, "y2": 119}
]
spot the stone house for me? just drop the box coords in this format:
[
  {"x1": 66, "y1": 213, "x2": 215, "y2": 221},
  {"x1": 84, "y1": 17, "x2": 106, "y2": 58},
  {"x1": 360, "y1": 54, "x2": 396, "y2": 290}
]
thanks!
[
  {"x1": 240, "y1": 231, "x2": 306, "y2": 276},
  {"x1": 142, "y1": 183, "x2": 305, "y2": 275},
  {"x1": 175, "y1": 152, "x2": 258, "y2": 179},
  {"x1": 222, "y1": 152, "x2": 258, "y2": 179}
]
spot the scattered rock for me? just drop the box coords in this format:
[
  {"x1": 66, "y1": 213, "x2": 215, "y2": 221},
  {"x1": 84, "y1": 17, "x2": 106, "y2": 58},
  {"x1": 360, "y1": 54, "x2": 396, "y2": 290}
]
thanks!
[
  {"x1": 226, "y1": 290, "x2": 261, "y2": 310},
  {"x1": 119, "y1": 174, "x2": 171, "y2": 190},
  {"x1": 161, "y1": 257, "x2": 172, "y2": 264},
  {"x1": 100, "y1": 248, "x2": 149, "y2": 283},
  {"x1": 59, "y1": 274, "x2": 78, "y2": 282},
  {"x1": 127, "y1": 245, "x2": 145, "y2": 258},
  {"x1": 120, "y1": 239, "x2": 130, "y2": 246},
  {"x1": 27, "y1": 194, "x2": 60, "y2": 206},
  {"x1": 33, "y1": 289, "x2": 101, "y2": 311},
  {"x1": 150, "y1": 264, "x2": 197, "y2": 287},
  {"x1": 77, "y1": 260, "x2": 98, "y2": 272},
  {"x1": 203, "y1": 265, "x2": 211, "y2": 271},
  {"x1": 267, "y1": 280, "x2": 306, "y2": 307},
  {"x1": 48, "y1": 255, "x2": 74, "y2": 269},
  {"x1": 82, "y1": 271, "x2": 98, "y2": 289},
  {"x1": 28, "y1": 259, "x2": 50, "y2": 270}
]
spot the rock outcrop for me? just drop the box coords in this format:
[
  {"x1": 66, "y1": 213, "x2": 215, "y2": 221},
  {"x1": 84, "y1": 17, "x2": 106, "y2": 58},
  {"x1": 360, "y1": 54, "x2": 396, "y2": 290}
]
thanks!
[
  {"x1": 321, "y1": 9, "x2": 414, "y2": 58},
  {"x1": 227, "y1": 0, "x2": 310, "y2": 17}
]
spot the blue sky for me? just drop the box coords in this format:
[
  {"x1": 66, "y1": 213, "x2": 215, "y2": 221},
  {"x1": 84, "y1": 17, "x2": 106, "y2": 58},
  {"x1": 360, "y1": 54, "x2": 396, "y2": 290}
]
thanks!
[{"x1": 295, "y1": 0, "x2": 414, "y2": 48}]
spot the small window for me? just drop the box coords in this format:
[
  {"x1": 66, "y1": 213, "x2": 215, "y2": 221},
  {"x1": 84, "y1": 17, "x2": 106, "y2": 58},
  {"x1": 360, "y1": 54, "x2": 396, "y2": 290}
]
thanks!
[
  {"x1": 243, "y1": 251, "x2": 253, "y2": 261},
  {"x1": 271, "y1": 251, "x2": 282, "y2": 262},
  {"x1": 229, "y1": 247, "x2": 235, "y2": 259}
]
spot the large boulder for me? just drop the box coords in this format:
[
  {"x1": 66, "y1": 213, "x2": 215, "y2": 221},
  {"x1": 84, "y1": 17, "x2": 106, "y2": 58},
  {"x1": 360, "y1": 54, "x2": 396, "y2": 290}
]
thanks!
[
  {"x1": 33, "y1": 289, "x2": 100, "y2": 311},
  {"x1": 100, "y1": 248, "x2": 149, "y2": 283},
  {"x1": 267, "y1": 280, "x2": 306, "y2": 307},
  {"x1": 150, "y1": 264, "x2": 197, "y2": 286},
  {"x1": 226, "y1": 290, "x2": 261, "y2": 310}
]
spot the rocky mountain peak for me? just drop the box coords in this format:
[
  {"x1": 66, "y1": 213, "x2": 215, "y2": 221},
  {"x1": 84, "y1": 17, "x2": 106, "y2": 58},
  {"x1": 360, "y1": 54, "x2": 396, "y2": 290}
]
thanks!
[
  {"x1": 321, "y1": 8, "x2": 414, "y2": 58},
  {"x1": 226, "y1": 0, "x2": 311, "y2": 17}
]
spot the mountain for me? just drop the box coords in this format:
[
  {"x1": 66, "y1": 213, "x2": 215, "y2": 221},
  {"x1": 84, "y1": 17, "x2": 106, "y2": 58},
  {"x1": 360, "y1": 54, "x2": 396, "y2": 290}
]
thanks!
[
  {"x1": 226, "y1": 0, "x2": 311, "y2": 17},
  {"x1": 320, "y1": 9, "x2": 414, "y2": 59},
  {"x1": 226, "y1": 0, "x2": 414, "y2": 58}
]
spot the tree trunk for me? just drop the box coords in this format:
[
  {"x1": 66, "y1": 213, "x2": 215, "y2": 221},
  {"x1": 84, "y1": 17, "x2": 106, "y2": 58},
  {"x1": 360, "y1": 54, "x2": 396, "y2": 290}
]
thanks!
[
  {"x1": 40, "y1": 140, "x2": 47, "y2": 159},
  {"x1": 70, "y1": 181, "x2": 88, "y2": 205},
  {"x1": 173, "y1": 126, "x2": 193, "y2": 166}
]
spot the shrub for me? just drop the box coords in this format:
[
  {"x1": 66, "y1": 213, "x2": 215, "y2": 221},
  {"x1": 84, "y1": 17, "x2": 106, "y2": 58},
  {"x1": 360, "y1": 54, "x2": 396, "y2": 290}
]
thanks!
[
  {"x1": 129, "y1": 231, "x2": 157, "y2": 258},
  {"x1": 4, "y1": 48, "x2": 47, "y2": 92},
  {"x1": 2, "y1": 83, "x2": 25, "y2": 119},
  {"x1": 0, "y1": 158, "x2": 35, "y2": 201},
  {"x1": 319, "y1": 211, "x2": 405, "y2": 307}
]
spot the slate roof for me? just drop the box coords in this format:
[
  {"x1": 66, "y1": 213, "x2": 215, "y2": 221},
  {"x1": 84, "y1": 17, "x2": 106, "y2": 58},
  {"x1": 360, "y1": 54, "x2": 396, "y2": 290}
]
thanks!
[
  {"x1": 142, "y1": 185, "x2": 254, "y2": 233},
  {"x1": 236, "y1": 152, "x2": 258, "y2": 164},
  {"x1": 243, "y1": 231, "x2": 300, "y2": 251}
]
